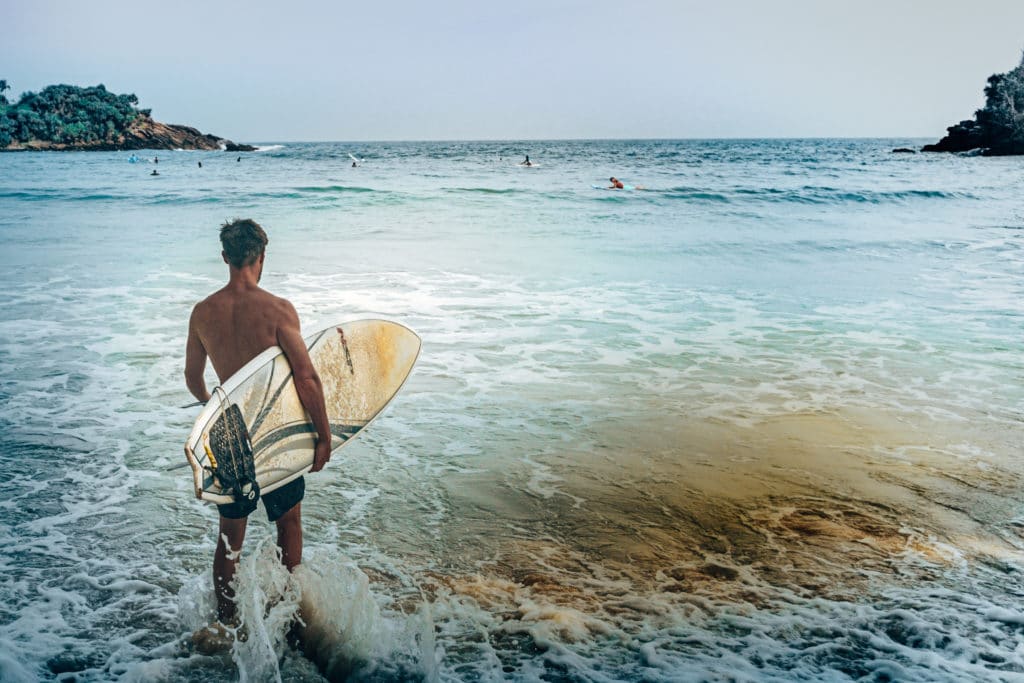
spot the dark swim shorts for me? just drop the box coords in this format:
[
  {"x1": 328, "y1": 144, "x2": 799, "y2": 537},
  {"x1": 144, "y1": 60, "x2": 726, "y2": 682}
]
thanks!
[{"x1": 217, "y1": 476, "x2": 305, "y2": 522}]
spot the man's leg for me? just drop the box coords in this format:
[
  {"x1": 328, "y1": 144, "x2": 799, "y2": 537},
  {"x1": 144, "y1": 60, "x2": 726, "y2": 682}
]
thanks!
[
  {"x1": 274, "y1": 502, "x2": 305, "y2": 651},
  {"x1": 214, "y1": 515, "x2": 248, "y2": 624},
  {"x1": 275, "y1": 502, "x2": 302, "y2": 571}
]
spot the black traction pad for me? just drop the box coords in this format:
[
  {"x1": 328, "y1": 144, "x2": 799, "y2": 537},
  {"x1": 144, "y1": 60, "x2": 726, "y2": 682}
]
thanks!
[{"x1": 208, "y1": 403, "x2": 260, "y2": 504}]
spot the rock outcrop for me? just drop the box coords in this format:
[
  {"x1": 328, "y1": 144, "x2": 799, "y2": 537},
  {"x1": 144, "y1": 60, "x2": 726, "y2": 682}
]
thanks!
[
  {"x1": 0, "y1": 83, "x2": 256, "y2": 152},
  {"x1": 923, "y1": 53, "x2": 1024, "y2": 156},
  {"x1": 5, "y1": 114, "x2": 256, "y2": 152}
]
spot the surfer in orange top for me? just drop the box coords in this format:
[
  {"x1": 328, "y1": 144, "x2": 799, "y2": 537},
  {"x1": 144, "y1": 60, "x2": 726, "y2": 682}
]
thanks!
[
  {"x1": 607, "y1": 177, "x2": 646, "y2": 190},
  {"x1": 184, "y1": 218, "x2": 332, "y2": 644}
]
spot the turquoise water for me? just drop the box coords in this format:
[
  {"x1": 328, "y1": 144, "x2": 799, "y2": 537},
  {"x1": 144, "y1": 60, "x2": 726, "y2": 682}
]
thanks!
[{"x1": 1, "y1": 140, "x2": 1023, "y2": 681}]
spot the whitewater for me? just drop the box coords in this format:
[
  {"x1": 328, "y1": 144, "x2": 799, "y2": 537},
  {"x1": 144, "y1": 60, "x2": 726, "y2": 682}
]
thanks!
[{"x1": 0, "y1": 139, "x2": 1022, "y2": 681}]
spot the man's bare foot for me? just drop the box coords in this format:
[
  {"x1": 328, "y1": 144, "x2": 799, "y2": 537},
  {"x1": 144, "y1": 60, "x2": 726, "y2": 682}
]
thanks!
[{"x1": 192, "y1": 621, "x2": 248, "y2": 655}]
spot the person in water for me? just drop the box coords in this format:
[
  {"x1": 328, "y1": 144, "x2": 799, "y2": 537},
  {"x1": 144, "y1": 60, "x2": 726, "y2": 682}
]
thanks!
[
  {"x1": 522, "y1": 155, "x2": 532, "y2": 166},
  {"x1": 607, "y1": 177, "x2": 645, "y2": 190},
  {"x1": 185, "y1": 219, "x2": 331, "y2": 639},
  {"x1": 151, "y1": 170, "x2": 159, "y2": 176},
  {"x1": 198, "y1": 161, "x2": 202, "y2": 168}
]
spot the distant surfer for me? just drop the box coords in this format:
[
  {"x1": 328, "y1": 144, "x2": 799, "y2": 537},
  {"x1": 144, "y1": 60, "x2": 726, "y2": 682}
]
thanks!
[
  {"x1": 352, "y1": 161, "x2": 357, "y2": 167},
  {"x1": 185, "y1": 219, "x2": 332, "y2": 645},
  {"x1": 606, "y1": 177, "x2": 645, "y2": 190},
  {"x1": 198, "y1": 161, "x2": 202, "y2": 168},
  {"x1": 237, "y1": 156, "x2": 241, "y2": 162},
  {"x1": 154, "y1": 156, "x2": 158, "y2": 164},
  {"x1": 150, "y1": 169, "x2": 159, "y2": 176},
  {"x1": 521, "y1": 155, "x2": 532, "y2": 166}
]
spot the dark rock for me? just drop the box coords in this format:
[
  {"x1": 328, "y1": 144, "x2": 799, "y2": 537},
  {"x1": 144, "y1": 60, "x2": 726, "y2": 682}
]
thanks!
[
  {"x1": 4, "y1": 112, "x2": 249, "y2": 153},
  {"x1": 921, "y1": 119, "x2": 991, "y2": 153},
  {"x1": 981, "y1": 139, "x2": 1024, "y2": 156},
  {"x1": 891, "y1": 148, "x2": 916, "y2": 153},
  {"x1": 224, "y1": 141, "x2": 257, "y2": 152},
  {"x1": 699, "y1": 563, "x2": 740, "y2": 581}
]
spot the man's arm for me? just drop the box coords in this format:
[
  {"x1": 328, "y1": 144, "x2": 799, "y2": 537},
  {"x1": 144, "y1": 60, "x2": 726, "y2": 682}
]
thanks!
[
  {"x1": 185, "y1": 308, "x2": 211, "y2": 403},
  {"x1": 276, "y1": 301, "x2": 333, "y2": 472}
]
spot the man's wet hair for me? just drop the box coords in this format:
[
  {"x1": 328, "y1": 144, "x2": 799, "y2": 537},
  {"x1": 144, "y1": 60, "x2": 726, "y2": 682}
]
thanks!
[{"x1": 220, "y1": 219, "x2": 268, "y2": 268}]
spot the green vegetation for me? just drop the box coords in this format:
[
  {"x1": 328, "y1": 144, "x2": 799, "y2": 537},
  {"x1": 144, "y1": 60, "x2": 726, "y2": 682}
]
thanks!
[
  {"x1": 924, "y1": 50, "x2": 1024, "y2": 155},
  {"x1": 0, "y1": 83, "x2": 150, "y2": 148},
  {"x1": 975, "y1": 58, "x2": 1024, "y2": 153}
]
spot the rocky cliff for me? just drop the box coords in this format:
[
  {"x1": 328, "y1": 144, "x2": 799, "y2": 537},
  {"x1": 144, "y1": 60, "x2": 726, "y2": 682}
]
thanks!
[
  {"x1": 923, "y1": 54, "x2": 1024, "y2": 156},
  {"x1": 5, "y1": 114, "x2": 254, "y2": 152}
]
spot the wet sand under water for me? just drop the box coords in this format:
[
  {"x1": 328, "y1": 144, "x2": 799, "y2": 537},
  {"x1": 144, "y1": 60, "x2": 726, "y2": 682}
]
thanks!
[
  {"x1": 421, "y1": 409, "x2": 1023, "y2": 624},
  {"x1": 185, "y1": 408, "x2": 1024, "y2": 681}
]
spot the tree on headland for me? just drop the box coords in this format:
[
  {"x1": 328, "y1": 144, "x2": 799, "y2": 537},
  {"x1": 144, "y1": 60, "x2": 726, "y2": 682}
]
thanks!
[
  {"x1": 923, "y1": 50, "x2": 1024, "y2": 155},
  {"x1": 0, "y1": 83, "x2": 145, "y2": 148},
  {"x1": 0, "y1": 81, "x2": 254, "y2": 151},
  {"x1": 0, "y1": 80, "x2": 12, "y2": 146}
]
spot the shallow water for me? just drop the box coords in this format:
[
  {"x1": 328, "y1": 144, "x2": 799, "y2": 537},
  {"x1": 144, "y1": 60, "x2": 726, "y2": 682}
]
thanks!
[{"x1": 0, "y1": 139, "x2": 1023, "y2": 681}]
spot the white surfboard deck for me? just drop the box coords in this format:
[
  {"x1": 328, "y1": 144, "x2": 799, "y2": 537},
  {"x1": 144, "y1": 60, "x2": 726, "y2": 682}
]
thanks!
[{"x1": 184, "y1": 319, "x2": 420, "y2": 505}]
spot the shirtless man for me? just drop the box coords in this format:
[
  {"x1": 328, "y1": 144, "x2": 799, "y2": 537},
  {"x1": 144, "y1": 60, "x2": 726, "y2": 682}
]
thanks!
[{"x1": 185, "y1": 218, "x2": 332, "y2": 628}]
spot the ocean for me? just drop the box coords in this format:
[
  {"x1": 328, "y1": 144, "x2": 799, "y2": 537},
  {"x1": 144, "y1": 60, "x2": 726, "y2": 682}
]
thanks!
[{"x1": 0, "y1": 139, "x2": 1022, "y2": 682}]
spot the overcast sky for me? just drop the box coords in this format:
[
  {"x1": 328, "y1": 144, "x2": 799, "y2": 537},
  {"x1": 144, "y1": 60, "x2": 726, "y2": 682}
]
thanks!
[{"x1": 4, "y1": 0, "x2": 1024, "y2": 141}]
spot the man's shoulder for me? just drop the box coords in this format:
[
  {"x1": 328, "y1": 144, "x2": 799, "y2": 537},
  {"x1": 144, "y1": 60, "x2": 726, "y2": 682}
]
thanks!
[
  {"x1": 191, "y1": 287, "x2": 295, "y2": 325},
  {"x1": 260, "y1": 290, "x2": 296, "y2": 315},
  {"x1": 194, "y1": 286, "x2": 289, "y2": 306},
  {"x1": 190, "y1": 290, "x2": 220, "y2": 319},
  {"x1": 248, "y1": 290, "x2": 299, "y2": 328}
]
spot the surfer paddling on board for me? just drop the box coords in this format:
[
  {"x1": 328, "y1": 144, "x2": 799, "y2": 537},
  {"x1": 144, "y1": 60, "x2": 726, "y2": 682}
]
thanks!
[
  {"x1": 184, "y1": 218, "x2": 332, "y2": 648},
  {"x1": 607, "y1": 176, "x2": 646, "y2": 190}
]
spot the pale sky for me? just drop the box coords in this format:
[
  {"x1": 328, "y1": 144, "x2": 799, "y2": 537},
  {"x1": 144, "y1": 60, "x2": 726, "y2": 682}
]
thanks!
[{"x1": 4, "y1": 0, "x2": 1023, "y2": 141}]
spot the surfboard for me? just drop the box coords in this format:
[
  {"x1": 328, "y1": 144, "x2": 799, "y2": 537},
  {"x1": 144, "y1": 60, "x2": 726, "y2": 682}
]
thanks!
[
  {"x1": 591, "y1": 184, "x2": 635, "y2": 190},
  {"x1": 183, "y1": 319, "x2": 421, "y2": 505}
]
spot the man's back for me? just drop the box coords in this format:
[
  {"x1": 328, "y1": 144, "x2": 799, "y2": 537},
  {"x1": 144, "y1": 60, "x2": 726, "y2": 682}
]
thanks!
[
  {"x1": 184, "y1": 219, "x2": 330, "y2": 455},
  {"x1": 185, "y1": 218, "x2": 333, "y2": 633},
  {"x1": 192, "y1": 285, "x2": 289, "y2": 383}
]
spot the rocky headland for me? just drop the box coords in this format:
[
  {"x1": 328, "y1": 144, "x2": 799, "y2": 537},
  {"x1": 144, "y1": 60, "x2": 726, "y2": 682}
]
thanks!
[
  {"x1": 923, "y1": 53, "x2": 1024, "y2": 156},
  {"x1": 0, "y1": 82, "x2": 255, "y2": 152}
]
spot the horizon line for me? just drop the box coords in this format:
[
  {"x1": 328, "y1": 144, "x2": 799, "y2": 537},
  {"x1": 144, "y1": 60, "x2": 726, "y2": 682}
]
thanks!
[{"x1": 232, "y1": 135, "x2": 939, "y2": 145}]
